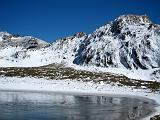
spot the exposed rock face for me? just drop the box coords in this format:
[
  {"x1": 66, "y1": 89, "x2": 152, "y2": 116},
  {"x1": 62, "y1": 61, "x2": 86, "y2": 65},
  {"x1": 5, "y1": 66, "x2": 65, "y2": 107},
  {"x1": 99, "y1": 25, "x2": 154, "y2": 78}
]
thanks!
[
  {"x1": 73, "y1": 15, "x2": 160, "y2": 70},
  {"x1": 0, "y1": 32, "x2": 49, "y2": 49},
  {"x1": 51, "y1": 32, "x2": 87, "y2": 62}
]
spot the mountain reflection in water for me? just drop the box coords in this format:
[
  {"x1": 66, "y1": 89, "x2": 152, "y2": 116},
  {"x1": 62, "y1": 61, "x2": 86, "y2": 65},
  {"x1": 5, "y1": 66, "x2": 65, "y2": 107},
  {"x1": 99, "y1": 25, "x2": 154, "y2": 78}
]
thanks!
[{"x1": 0, "y1": 91, "x2": 157, "y2": 120}]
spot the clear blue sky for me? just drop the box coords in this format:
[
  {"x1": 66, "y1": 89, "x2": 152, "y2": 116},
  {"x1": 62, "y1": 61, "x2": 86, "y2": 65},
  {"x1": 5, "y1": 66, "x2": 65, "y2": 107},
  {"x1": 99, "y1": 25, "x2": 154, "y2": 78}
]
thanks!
[{"x1": 0, "y1": 0, "x2": 159, "y2": 42}]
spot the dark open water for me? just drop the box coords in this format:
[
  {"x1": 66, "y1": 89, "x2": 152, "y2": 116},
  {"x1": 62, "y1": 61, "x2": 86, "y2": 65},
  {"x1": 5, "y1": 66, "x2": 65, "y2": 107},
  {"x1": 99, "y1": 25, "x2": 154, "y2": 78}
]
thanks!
[{"x1": 0, "y1": 91, "x2": 158, "y2": 120}]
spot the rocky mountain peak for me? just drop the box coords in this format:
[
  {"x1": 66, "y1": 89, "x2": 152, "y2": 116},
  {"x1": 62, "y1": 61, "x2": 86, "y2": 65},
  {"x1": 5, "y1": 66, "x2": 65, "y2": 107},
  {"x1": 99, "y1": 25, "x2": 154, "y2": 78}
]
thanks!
[
  {"x1": 56, "y1": 32, "x2": 87, "y2": 45},
  {"x1": 0, "y1": 32, "x2": 49, "y2": 49},
  {"x1": 73, "y1": 32, "x2": 86, "y2": 38},
  {"x1": 117, "y1": 14, "x2": 151, "y2": 25},
  {"x1": 72, "y1": 14, "x2": 160, "y2": 73},
  {"x1": 107, "y1": 14, "x2": 154, "y2": 36}
]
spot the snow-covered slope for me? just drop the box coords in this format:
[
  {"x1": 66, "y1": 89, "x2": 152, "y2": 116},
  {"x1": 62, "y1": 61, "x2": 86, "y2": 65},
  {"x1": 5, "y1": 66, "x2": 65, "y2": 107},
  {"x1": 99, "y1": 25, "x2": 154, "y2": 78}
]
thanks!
[
  {"x1": 0, "y1": 14, "x2": 160, "y2": 81},
  {"x1": 0, "y1": 32, "x2": 52, "y2": 67},
  {"x1": 0, "y1": 32, "x2": 87, "y2": 67},
  {"x1": 51, "y1": 32, "x2": 87, "y2": 64},
  {"x1": 74, "y1": 15, "x2": 160, "y2": 69}
]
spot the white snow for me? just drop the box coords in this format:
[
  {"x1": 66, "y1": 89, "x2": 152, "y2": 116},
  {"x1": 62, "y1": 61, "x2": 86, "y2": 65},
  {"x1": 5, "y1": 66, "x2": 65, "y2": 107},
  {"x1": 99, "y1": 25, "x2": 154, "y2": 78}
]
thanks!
[
  {"x1": 0, "y1": 45, "x2": 160, "y2": 81},
  {"x1": 0, "y1": 36, "x2": 2, "y2": 42},
  {"x1": 0, "y1": 46, "x2": 57, "y2": 67},
  {"x1": 0, "y1": 76, "x2": 159, "y2": 120},
  {"x1": 69, "y1": 64, "x2": 160, "y2": 82}
]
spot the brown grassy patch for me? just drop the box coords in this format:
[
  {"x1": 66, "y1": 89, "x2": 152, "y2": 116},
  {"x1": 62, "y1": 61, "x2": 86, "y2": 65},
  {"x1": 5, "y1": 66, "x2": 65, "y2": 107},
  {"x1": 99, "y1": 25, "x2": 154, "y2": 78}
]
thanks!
[{"x1": 0, "y1": 64, "x2": 160, "y2": 91}]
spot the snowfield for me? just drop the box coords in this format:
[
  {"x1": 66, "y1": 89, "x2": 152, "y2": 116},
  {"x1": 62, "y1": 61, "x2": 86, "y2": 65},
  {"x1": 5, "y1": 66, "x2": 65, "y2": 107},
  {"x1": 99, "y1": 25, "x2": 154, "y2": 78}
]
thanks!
[
  {"x1": 69, "y1": 64, "x2": 160, "y2": 82},
  {"x1": 0, "y1": 76, "x2": 159, "y2": 120}
]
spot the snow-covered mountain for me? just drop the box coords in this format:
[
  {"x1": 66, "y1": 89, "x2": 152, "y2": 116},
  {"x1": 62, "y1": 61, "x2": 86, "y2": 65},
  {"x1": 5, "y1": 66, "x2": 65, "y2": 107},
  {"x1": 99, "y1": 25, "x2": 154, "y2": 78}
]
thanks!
[
  {"x1": 0, "y1": 32, "x2": 50, "y2": 49},
  {"x1": 0, "y1": 14, "x2": 160, "y2": 81},
  {"x1": 74, "y1": 15, "x2": 160, "y2": 69},
  {"x1": 0, "y1": 32, "x2": 52, "y2": 66}
]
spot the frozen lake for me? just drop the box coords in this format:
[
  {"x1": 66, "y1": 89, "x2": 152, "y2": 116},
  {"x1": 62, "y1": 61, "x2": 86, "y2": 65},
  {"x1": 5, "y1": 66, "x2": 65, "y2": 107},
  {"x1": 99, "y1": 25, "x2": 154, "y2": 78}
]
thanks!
[{"x1": 0, "y1": 91, "x2": 157, "y2": 120}]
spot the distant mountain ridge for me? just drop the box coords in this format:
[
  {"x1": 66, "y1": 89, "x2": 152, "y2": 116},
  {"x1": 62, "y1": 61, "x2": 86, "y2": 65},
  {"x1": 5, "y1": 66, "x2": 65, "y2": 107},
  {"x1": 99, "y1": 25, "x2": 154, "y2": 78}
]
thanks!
[
  {"x1": 0, "y1": 14, "x2": 160, "y2": 80},
  {"x1": 0, "y1": 32, "x2": 50, "y2": 49}
]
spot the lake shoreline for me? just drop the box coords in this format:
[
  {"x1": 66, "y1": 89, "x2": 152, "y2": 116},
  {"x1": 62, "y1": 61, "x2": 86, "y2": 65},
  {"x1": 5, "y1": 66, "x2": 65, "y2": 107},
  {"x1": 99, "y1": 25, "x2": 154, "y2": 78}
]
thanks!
[{"x1": 0, "y1": 76, "x2": 160, "y2": 120}]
